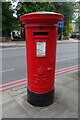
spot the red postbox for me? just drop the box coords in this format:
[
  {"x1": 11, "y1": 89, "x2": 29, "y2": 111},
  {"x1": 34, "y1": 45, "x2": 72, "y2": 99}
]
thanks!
[{"x1": 20, "y1": 12, "x2": 64, "y2": 107}]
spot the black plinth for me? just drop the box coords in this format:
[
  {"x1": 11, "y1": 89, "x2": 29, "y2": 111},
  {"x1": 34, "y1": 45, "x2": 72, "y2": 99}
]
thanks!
[{"x1": 27, "y1": 88, "x2": 55, "y2": 107}]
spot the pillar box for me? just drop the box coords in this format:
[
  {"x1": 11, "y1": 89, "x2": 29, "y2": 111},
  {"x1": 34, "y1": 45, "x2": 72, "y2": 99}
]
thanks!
[{"x1": 20, "y1": 12, "x2": 64, "y2": 107}]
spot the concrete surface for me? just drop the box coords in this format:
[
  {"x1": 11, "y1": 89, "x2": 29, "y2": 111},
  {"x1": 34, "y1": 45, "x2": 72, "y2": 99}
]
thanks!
[
  {"x1": 1, "y1": 69, "x2": 78, "y2": 118},
  {"x1": 0, "y1": 41, "x2": 26, "y2": 48}
]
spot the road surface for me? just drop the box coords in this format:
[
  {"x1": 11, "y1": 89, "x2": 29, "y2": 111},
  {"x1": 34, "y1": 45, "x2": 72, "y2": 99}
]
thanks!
[{"x1": 1, "y1": 42, "x2": 79, "y2": 84}]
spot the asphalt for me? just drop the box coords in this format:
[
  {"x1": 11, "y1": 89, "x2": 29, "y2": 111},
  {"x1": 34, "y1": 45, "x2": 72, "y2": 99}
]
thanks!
[{"x1": 0, "y1": 69, "x2": 78, "y2": 118}]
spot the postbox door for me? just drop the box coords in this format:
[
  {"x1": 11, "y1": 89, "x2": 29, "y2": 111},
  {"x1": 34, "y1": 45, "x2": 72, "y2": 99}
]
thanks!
[
  {"x1": 30, "y1": 30, "x2": 56, "y2": 93},
  {"x1": 27, "y1": 29, "x2": 57, "y2": 93}
]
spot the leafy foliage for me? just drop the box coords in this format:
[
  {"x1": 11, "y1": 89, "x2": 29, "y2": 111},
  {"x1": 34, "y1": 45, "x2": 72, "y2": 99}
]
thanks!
[
  {"x1": 16, "y1": 2, "x2": 55, "y2": 17},
  {"x1": 77, "y1": 16, "x2": 80, "y2": 24},
  {"x1": 0, "y1": 2, "x2": 2, "y2": 32},
  {"x1": 52, "y1": 2, "x2": 75, "y2": 35},
  {"x1": 2, "y1": 2, "x2": 76, "y2": 38},
  {"x1": 16, "y1": 2, "x2": 75, "y2": 36},
  {"x1": 2, "y1": 2, "x2": 19, "y2": 36},
  {"x1": 77, "y1": 16, "x2": 80, "y2": 32},
  {"x1": 65, "y1": 23, "x2": 74, "y2": 35}
]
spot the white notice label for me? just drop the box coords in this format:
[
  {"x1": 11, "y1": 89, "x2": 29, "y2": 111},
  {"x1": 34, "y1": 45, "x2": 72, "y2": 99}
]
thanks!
[{"x1": 36, "y1": 41, "x2": 46, "y2": 56}]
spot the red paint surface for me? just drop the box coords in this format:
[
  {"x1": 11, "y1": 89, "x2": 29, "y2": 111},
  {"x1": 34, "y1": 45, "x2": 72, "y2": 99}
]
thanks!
[{"x1": 20, "y1": 12, "x2": 64, "y2": 93}]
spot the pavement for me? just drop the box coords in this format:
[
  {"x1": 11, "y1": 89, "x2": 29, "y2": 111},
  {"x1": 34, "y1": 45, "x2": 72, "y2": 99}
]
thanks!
[
  {"x1": 0, "y1": 41, "x2": 26, "y2": 48},
  {"x1": 0, "y1": 69, "x2": 78, "y2": 118},
  {"x1": 0, "y1": 38, "x2": 80, "y2": 48}
]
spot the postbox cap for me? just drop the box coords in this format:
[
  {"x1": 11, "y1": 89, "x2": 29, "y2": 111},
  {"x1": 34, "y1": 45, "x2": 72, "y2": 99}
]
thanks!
[{"x1": 20, "y1": 11, "x2": 64, "y2": 24}]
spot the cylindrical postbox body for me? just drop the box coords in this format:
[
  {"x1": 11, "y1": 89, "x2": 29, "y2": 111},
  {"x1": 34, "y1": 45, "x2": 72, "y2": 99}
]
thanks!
[{"x1": 20, "y1": 12, "x2": 64, "y2": 107}]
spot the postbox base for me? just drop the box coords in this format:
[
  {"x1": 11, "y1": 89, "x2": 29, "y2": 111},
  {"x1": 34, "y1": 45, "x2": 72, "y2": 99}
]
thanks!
[{"x1": 27, "y1": 89, "x2": 55, "y2": 107}]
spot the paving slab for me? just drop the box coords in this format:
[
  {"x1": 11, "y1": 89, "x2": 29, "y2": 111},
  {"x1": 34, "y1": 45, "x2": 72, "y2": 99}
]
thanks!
[
  {"x1": 55, "y1": 109, "x2": 78, "y2": 118},
  {"x1": 0, "y1": 105, "x2": 2, "y2": 120},
  {"x1": 14, "y1": 92, "x2": 27, "y2": 98},
  {"x1": 55, "y1": 85, "x2": 78, "y2": 113},
  {"x1": 11, "y1": 84, "x2": 27, "y2": 91},
  {"x1": 55, "y1": 70, "x2": 78, "y2": 91},
  {"x1": 2, "y1": 101, "x2": 30, "y2": 118},
  {"x1": 2, "y1": 92, "x2": 14, "y2": 105},
  {"x1": 55, "y1": 71, "x2": 78, "y2": 113},
  {"x1": 8, "y1": 88, "x2": 27, "y2": 97}
]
